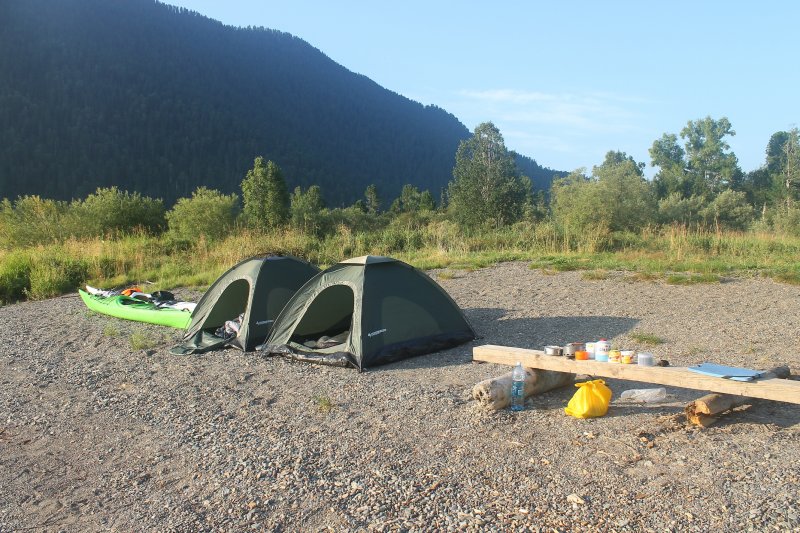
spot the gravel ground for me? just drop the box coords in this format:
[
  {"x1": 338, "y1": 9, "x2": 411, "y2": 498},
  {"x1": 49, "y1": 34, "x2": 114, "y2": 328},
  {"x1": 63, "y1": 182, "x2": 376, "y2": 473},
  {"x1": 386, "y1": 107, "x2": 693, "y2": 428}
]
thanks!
[{"x1": 1, "y1": 261, "x2": 799, "y2": 532}]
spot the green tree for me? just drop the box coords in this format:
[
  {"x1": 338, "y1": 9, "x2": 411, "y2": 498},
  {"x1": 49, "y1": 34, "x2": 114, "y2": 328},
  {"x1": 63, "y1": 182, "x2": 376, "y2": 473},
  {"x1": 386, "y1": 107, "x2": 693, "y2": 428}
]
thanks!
[
  {"x1": 592, "y1": 151, "x2": 656, "y2": 232},
  {"x1": 447, "y1": 122, "x2": 528, "y2": 228},
  {"x1": 290, "y1": 185, "x2": 325, "y2": 234},
  {"x1": 650, "y1": 133, "x2": 692, "y2": 198},
  {"x1": 549, "y1": 169, "x2": 604, "y2": 237},
  {"x1": 657, "y1": 193, "x2": 707, "y2": 226},
  {"x1": 770, "y1": 128, "x2": 800, "y2": 210},
  {"x1": 166, "y1": 187, "x2": 239, "y2": 242},
  {"x1": 241, "y1": 157, "x2": 290, "y2": 229},
  {"x1": 680, "y1": 116, "x2": 742, "y2": 194},
  {"x1": 551, "y1": 153, "x2": 655, "y2": 237},
  {"x1": 364, "y1": 184, "x2": 381, "y2": 215},
  {"x1": 390, "y1": 184, "x2": 435, "y2": 214},
  {"x1": 650, "y1": 117, "x2": 743, "y2": 199},
  {"x1": 700, "y1": 189, "x2": 753, "y2": 231}
]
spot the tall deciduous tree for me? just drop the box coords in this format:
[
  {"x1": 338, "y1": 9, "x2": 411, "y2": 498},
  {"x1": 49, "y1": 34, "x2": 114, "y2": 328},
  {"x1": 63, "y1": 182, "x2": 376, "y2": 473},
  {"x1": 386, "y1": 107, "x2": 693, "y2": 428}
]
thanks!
[
  {"x1": 680, "y1": 116, "x2": 742, "y2": 194},
  {"x1": 241, "y1": 157, "x2": 290, "y2": 229},
  {"x1": 650, "y1": 117, "x2": 743, "y2": 199},
  {"x1": 447, "y1": 122, "x2": 528, "y2": 228},
  {"x1": 649, "y1": 133, "x2": 692, "y2": 199}
]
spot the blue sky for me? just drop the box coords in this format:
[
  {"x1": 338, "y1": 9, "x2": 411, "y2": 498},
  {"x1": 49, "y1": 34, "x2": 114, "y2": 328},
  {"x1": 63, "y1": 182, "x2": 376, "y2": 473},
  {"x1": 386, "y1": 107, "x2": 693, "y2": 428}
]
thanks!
[{"x1": 168, "y1": 1, "x2": 798, "y2": 177}]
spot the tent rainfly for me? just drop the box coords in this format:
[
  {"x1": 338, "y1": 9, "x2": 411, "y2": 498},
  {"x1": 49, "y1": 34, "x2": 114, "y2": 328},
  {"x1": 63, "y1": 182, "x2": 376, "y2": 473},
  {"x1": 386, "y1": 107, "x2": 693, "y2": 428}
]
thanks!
[
  {"x1": 258, "y1": 255, "x2": 475, "y2": 370},
  {"x1": 171, "y1": 255, "x2": 320, "y2": 355}
]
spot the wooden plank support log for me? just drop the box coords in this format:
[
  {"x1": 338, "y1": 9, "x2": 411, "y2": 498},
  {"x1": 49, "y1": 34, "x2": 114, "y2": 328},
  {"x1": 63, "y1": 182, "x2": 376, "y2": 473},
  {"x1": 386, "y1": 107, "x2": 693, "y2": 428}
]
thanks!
[
  {"x1": 685, "y1": 366, "x2": 791, "y2": 427},
  {"x1": 472, "y1": 368, "x2": 574, "y2": 410},
  {"x1": 473, "y1": 345, "x2": 800, "y2": 405}
]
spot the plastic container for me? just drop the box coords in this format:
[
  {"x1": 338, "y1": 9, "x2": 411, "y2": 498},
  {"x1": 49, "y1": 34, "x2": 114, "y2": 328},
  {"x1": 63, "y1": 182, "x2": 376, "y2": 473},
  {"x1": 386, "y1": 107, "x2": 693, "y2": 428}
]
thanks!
[
  {"x1": 608, "y1": 349, "x2": 621, "y2": 363},
  {"x1": 574, "y1": 350, "x2": 590, "y2": 360},
  {"x1": 638, "y1": 352, "x2": 654, "y2": 366},
  {"x1": 585, "y1": 342, "x2": 596, "y2": 360},
  {"x1": 594, "y1": 339, "x2": 610, "y2": 362},
  {"x1": 620, "y1": 388, "x2": 666, "y2": 402},
  {"x1": 510, "y1": 362, "x2": 526, "y2": 411}
]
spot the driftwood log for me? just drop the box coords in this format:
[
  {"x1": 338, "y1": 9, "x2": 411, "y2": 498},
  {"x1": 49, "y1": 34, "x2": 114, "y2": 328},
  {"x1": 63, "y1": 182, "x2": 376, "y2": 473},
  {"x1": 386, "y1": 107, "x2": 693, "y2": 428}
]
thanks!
[
  {"x1": 684, "y1": 366, "x2": 791, "y2": 427},
  {"x1": 472, "y1": 368, "x2": 575, "y2": 410}
]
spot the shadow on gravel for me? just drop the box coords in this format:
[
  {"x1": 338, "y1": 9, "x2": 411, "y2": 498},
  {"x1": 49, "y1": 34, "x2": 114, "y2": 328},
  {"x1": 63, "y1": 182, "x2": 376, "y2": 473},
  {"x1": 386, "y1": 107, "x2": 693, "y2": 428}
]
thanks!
[
  {"x1": 711, "y1": 400, "x2": 800, "y2": 429},
  {"x1": 373, "y1": 309, "x2": 640, "y2": 373},
  {"x1": 462, "y1": 308, "x2": 640, "y2": 349},
  {"x1": 499, "y1": 315, "x2": 642, "y2": 347}
]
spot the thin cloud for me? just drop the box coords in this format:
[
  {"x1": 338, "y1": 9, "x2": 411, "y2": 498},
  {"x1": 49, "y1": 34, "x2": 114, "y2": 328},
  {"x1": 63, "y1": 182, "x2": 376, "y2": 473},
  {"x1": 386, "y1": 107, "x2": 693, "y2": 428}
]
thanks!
[{"x1": 458, "y1": 89, "x2": 644, "y2": 134}]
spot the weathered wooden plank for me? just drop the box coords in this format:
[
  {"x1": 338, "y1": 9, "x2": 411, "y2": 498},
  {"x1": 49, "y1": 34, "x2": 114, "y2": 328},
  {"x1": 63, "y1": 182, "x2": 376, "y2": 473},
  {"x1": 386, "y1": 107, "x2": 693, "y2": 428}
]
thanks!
[
  {"x1": 473, "y1": 345, "x2": 800, "y2": 405},
  {"x1": 684, "y1": 366, "x2": 791, "y2": 426}
]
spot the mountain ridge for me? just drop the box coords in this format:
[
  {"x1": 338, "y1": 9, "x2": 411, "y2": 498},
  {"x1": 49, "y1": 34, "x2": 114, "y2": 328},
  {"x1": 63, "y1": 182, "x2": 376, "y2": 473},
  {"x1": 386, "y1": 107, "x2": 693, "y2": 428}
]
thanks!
[{"x1": 0, "y1": 0, "x2": 559, "y2": 206}]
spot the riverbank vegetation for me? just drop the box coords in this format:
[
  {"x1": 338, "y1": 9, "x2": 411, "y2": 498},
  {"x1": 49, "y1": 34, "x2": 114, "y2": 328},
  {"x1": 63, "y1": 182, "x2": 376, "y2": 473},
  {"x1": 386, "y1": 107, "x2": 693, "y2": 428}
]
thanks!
[{"x1": 2, "y1": 118, "x2": 799, "y2": 303}]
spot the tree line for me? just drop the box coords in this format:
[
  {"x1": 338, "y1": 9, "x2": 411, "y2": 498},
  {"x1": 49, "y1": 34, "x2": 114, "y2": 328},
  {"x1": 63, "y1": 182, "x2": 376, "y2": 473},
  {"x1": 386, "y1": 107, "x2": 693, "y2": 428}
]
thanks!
[{"x1": 1, "y1": 116, "x2": 798, "y2": 250}]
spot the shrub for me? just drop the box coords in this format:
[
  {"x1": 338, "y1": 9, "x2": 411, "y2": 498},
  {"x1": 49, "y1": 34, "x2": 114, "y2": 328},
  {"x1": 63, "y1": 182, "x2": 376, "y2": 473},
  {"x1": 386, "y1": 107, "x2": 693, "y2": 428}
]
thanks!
[
  {"x1": 290, "y1": 185, "x2": 326, "y2": 235},
  {"x1": 770, "y1": 207, "x2": 800, "y2": 236},
  {"x1": 0, "y1": 251, "x2": 33, "y2": 303},
  {"x1": 0, "y1": 196, "x2": 70, "y2": 248},
  {"x1": 70, "y1": 187, "x2": 165, "y2": 237},
  {"x1": 166, "y1": 187, "x2": 240, "y2": 242},
  {"x1": 658, "y1": 193, "x2": 706, "y2": 226},
  {"x1": 700, "y1": 190, "x2": 754, "y2": 231},
  {"x1": 27, "y1": 255, "x2": 89, "y2": 300}
]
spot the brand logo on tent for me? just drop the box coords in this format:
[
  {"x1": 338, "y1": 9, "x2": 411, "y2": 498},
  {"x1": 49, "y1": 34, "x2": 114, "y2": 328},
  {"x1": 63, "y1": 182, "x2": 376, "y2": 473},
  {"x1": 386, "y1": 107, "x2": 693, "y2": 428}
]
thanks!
[
  {"x1": 368, "y1": 328, "x2": 387, "y2": 337},
  {"x1": 255, "y1": 320, "x2": 274, "y2": 326}
]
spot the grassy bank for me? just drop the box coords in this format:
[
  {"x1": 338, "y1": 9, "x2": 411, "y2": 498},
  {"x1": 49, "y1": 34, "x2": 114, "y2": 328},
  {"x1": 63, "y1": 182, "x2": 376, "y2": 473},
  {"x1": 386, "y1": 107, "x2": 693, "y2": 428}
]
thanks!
[{"x1": 2, "y1": 222, "x2": 800, "y2": 304}]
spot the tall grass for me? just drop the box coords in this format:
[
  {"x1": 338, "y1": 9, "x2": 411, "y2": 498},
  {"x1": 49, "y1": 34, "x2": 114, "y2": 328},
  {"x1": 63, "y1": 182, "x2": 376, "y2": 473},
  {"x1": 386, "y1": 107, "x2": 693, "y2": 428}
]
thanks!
[{"x1": 2, "y1": 223, "x2": 800, "y2": 303}]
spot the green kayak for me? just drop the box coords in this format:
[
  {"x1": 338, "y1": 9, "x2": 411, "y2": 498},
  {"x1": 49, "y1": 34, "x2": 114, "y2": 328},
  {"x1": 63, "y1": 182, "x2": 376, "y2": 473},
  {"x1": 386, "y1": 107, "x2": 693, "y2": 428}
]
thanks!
[{"x1": 79, "y1": 289, "x2": 192, "y2": 329}]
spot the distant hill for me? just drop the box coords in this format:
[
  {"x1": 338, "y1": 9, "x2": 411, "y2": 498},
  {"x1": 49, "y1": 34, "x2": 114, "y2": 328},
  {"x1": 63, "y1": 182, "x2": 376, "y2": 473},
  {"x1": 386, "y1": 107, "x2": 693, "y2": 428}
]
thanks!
[{"x1": 0, "y1": 0, "x2": 559, "y2": 206}]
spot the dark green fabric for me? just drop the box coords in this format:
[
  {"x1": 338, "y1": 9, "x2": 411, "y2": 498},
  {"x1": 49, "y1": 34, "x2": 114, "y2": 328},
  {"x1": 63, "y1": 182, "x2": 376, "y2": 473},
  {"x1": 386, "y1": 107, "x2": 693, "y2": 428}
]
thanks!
[
  {"x1": 169, "y1": 330, "x2": 228, "y2": 355},
  {"x1": 262, "y1": 256, "x2": 475, "y2": 370},
  {"x1": 173, "y1": 255, "x2": 319, "y2": 354}
]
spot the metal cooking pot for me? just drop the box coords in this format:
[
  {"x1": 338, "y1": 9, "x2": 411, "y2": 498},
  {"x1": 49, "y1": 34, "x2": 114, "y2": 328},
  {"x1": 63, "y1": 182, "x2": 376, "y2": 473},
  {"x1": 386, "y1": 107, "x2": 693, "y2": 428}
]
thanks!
[
  {"x1": 563, "y1": 343, "x2": 583, "y2": 356},
  {"x1": 544, "y1": 345, "x2": 563, "y2": 356}
]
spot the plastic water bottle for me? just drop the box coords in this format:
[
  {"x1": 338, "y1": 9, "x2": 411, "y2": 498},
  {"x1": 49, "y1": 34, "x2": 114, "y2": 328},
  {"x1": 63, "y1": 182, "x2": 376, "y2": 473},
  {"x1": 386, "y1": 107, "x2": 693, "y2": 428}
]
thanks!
[{"x1": 510, "y1": 362, "x2": 526, "y2": 411}]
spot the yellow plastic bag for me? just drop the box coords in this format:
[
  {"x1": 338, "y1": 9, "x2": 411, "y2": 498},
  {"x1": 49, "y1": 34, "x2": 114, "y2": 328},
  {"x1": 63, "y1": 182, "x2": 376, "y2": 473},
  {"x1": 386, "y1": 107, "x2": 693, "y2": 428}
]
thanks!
[{"x1": 564, "y1": 379, "x2": 612, "y2": 419}]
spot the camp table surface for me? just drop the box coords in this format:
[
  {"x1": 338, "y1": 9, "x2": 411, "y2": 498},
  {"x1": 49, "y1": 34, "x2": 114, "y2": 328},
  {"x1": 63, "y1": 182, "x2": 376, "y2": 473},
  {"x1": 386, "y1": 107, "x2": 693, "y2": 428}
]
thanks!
[{"x1": 473, "y1": 344, "x2": 800, "y2": 405}]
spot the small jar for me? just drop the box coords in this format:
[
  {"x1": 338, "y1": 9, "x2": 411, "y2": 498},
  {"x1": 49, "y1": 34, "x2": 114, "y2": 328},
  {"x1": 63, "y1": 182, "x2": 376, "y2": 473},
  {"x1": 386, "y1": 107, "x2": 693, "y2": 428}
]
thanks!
[
  {"x1": 620, "y1": 350, "x2": 635, "y2": 364},
  {"x1": 575, "y1": 350, "x2": 590, "y2": 361},
  {"x1": 608, "y1": 349, "x2": 622, "y2": 363},
  {"x1": 638, "y1": 352, "x2": 654, "y2": 366}
]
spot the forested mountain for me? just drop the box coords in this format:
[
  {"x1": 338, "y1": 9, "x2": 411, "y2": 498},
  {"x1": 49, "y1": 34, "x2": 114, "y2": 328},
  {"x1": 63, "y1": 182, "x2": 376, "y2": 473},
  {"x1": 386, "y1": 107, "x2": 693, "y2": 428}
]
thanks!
[{"x1": 0, "y1": 0, "x2": 557, "y2": 206}]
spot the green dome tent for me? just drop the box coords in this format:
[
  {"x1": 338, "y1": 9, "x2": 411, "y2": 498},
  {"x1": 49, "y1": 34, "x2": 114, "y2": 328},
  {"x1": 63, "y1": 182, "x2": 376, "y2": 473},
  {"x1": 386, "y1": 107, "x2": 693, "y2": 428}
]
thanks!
[
  {"x1": 171, "y1": 255, "x2": 320, "y2": 355},
  {"x1": 258, "y1": 256, "x2": 475, "y2": 370}
]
